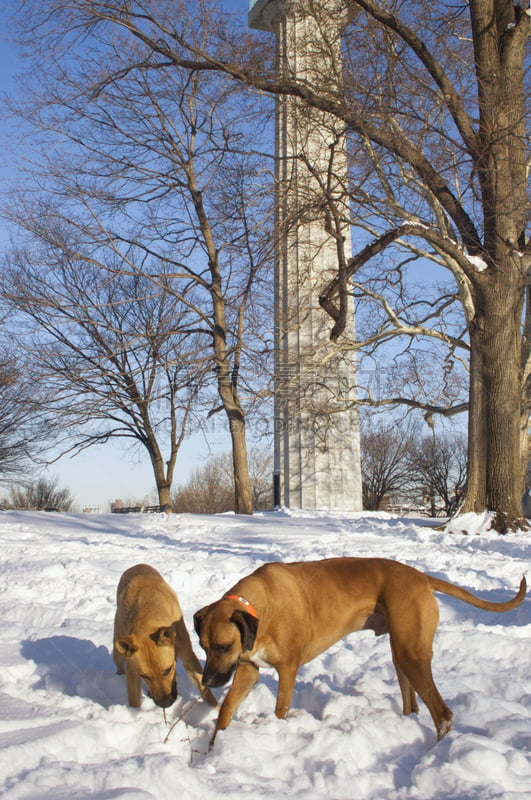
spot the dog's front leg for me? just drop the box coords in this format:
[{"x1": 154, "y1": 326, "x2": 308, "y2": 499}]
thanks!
[
  {"x1": 176, "y1": 641, "x2": 218, "y2": 708},
  {"x1": 274, "y1": 661, "x2": 298, "y2": 719},
  {"x1": 210, "y1": 661, "x2": 259, "y2": 747},
  {"x1": 113, "y1": 646, "x2": 125, "y2": 675},
  {"x1": 125, "y1": 666, "x2": 142, "y2": 708}
]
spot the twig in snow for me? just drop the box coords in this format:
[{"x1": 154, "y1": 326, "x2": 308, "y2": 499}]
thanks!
[{"x1": 163, "y1": 698, "x2": 200, "y2": 744}]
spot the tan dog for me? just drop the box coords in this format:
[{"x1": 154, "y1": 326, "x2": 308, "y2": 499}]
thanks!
[
  {"x1": 194, "y1": 557, "x2": 526, "y2": 744},
  {"x1": 113, "y1": 563, "x2": 217, "y2": 710}
]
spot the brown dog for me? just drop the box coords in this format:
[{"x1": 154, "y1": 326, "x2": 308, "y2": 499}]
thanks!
[
  {"x1": 194, "y1": 557, "x2": 526, "y2": 744},
  {"x1": 113, "y1": 564, "x2": 217, "y2": 710}
]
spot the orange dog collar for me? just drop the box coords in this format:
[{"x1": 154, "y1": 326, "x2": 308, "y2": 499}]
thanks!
[{"x1": 226, "y1": 594, "x2": 259, "y2": 618}]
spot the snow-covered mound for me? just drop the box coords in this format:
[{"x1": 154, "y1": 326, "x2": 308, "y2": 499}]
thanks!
[{"x1": 0, "y1": 509, "x2": 529, "y2": 799}]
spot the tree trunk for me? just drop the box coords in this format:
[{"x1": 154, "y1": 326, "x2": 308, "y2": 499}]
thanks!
[
  {"x1": 520, "y1": 278, "x2": 531, "y2": 486},
  {"x1": 211, "y1": 287, "x2": 254, "y2": 515},
  {"x1": 148, "y1": 445, "x2": 174, "y2": 512},
  {"x1": 481, "y1": 274, "x2": 525, "y2": 531},
  {"x1": 228, "y1": 412, "x2": 253, "y2": 515},
  {"x1": 462, "y1": 270, "x2": 526, "y2": 531},
  {"x1": 463, "y1": 0, "x2": 529, "y2": 532},
  {"x1": 188, "y1": 168, "x2": 254, "y2": 515},
  {"x1": 157, "y1": 483, "x2": 173, "y2": 511},
  {"x1": 214, "y1": 376, "x2": 253, "y2": 514},
  {"x1": 461, "y1": 314, "x2": 487, "y2": 514}
]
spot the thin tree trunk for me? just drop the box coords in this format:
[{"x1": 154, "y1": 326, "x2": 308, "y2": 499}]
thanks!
[
  {"x1": 157, "y1": 483, "x2": 172, "y2": 511},
  {"x1": 212, "y1": 288, "x2": 254, "y2": 515},
  {"x1": 228, "y1": 413, "x2": 253, "y2": 515},
  {"x1": 189, "y1": 169, "x2": 254, "y2": 515},
  {"x1": 147, "y1": 445, "x2": 173, "y2": 511}
]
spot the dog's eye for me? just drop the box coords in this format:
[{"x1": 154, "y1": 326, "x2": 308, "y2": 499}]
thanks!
[
  {"x1": 162, "y1": 667, "x2": 173, "y2": 677},
  {"x1": 139, "y1": 674, "x2": 152, "y2": 682},
  {"x1": 213, "y1": 643, "x2": 231, "y2": 655}
]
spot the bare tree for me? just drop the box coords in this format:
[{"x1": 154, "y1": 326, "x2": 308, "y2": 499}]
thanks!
[
  {"x1": 360, "y1": 419, "x2": 417, "y2": 510},
  {"x1": 248, "y1": 445, "x2": 274, "y2": 510},
  {"x1": 3, "y1": 252, "x2": 204, "y2": 510},
  {"x1": 6, "y1": 4, "x2": 274, "y2": 513},
  {"x1": 6, "y1": 475, "x2": 74, "y2": 512},
  {"x1": 317, "y1": 0, "x2": 529, "y2": 531},
  {"x1": 361, "y1": 418, "x2": 467, "y2": 516},
  {"x1": 0, "y1": 358, "x2": 32, "y2": 480},
  {"x1": 408, "y1": 430, "x2": 467, "y2": 517},
  {"x1": 0, "y1": 352, "x2": 54, "y2": 484}
]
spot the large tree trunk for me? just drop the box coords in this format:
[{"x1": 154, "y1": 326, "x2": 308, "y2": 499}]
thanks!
[
  {"x1": 461, "y1": 322, "x2": 487, "y2": 514},
  {"x1": 519, "y1": 270, "x2": 531, "y2": 486},
  {"x1": 461, "y1": 266, "x2": 526, "y2": 531},
  {"x1": 481, "y1": 271, "x2": 526, "y2": 531},
  {"x1": 462, "y1": 0, "x2": 529, "y2": 532}
]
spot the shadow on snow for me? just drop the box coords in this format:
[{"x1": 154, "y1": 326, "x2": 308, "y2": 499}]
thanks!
[{"x1": 21, "y1": 635, "x2": 125, "y2": 707}]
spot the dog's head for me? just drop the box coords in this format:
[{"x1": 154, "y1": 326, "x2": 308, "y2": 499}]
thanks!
[
  {"x1": 194, "y1": 598, "x2": 259, "y2": 688},
  {"x1": 114, "y1": 625, "x2": 178, "y2": 708}
]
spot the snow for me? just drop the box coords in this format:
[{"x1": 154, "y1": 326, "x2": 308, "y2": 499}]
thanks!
[
  {"x1": 467, "y1": 253, "x2": 488, "y2": 272},
  {"x1": 0, "y1": 508, "x2": 529, "y2": 800}
]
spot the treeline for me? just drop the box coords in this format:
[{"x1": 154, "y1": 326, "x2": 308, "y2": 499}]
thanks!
[
  {"x1": 1, "y1": 476, "x2": 74, "y2": 512},
  {"x1": 361, "y1": 422, "x2": 466, "y2": 517},
  {"x1": 1, "y1": 427, "x2": 466, "y2": 518}
]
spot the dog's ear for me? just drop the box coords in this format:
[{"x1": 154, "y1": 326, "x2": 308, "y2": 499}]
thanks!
[
  {"x1": 230, "y1": 610, "x2": 259, "y2": 652},
  {"x1": 193, "y1": 605, "x2": 209, "y2": 638},
  {"x1": 115, "y1": 635, "x2": 138, "y2": 658},
  {"x1": 150, "y1": 626, "x2": 177, "y2": 647}
]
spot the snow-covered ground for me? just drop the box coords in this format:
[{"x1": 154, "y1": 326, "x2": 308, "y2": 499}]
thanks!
[{"x1": 0, "y1": 509, "x2": 529, "y2": 799}]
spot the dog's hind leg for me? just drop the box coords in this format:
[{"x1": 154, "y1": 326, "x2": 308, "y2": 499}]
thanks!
[
  {"x1": 389, "y1": 627, "x2": 452, "y2": 738},
  {"x1": 391, "y1": 646, "x2": 419, "y2": 715},
  {"x1": 397, "y1": 651, "x2": 452, "y2": 739}
]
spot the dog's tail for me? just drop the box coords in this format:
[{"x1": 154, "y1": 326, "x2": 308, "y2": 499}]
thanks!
[{"x1": 428, "y1": 575, "x2": 526, "y2": 612}]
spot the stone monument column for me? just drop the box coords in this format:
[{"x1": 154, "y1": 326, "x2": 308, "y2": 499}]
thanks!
[{"x1": 249, "y1": 0, "x2": 362, "y2": 510}]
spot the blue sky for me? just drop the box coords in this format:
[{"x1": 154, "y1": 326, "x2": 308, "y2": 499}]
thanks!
[{"x1": 0, "y1": 2, "x2": 20, "y2": 190}]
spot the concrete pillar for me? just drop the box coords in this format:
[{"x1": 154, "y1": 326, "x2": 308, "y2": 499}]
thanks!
[{"x1": 250, "y1": 0, "x2": 362, "y2": 510}]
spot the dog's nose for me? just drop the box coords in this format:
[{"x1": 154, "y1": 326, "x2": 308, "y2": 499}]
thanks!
[
  {"x1": 156, "y1": 695, "x2": 177, "y2": 709},
  {"x1": 202, "y1": 666, "x2": 216, "y2": 687},
  {"x1": 203, "y1": 667, "x2": 232, "y2": 688}
]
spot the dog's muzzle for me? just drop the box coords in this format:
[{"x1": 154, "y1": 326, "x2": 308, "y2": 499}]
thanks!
[
  {"x1": 155, "y1": 694, "x2": 177, "y2": 709},
  {"x1": 202, "y1": 662, "x2": 237, "y2": 688},
  {"x1": 150, "y1": 678, "x2": 178, "y2": 708}
]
